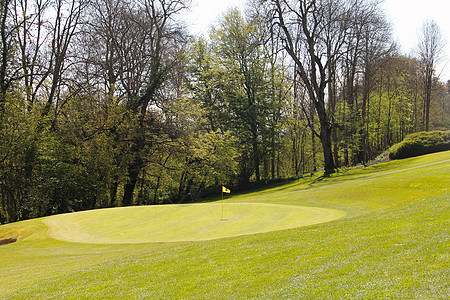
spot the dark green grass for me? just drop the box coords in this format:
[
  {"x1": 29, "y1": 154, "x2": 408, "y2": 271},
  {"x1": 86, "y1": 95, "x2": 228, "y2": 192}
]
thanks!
[{"x1": 0, "y1": 151, "x2": 449, "y2": 299}]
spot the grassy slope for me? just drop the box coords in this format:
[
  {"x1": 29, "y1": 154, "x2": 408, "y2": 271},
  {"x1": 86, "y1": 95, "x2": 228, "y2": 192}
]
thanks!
[{"x1": 0, "y1": 151, "x2": 449, "y2": 299}]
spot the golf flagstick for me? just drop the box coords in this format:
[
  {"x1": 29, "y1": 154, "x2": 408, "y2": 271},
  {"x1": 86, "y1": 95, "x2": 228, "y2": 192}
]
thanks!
[
  {"x1": 221, "y1": 188, "x2": 224, "y2": 220},
  {"x1": 221, "y1": 186, "x2": 230, "y2": 221}
]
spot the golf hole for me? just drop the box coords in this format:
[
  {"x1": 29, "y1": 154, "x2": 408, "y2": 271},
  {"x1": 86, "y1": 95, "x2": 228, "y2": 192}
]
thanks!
[{"x1": 43, "y1": 203, "x2": 347, "y2": 244}]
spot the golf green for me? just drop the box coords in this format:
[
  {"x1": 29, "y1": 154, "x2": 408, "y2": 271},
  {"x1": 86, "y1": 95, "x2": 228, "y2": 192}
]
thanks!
[{"x1": 43, "y1": 203, "x2": 347, "y2": 243}]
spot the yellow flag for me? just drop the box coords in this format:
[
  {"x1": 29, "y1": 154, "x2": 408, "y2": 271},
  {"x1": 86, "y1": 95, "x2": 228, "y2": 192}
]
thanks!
[{"x1": 222, "y1": 186, "x2": 231, "y2": 193}]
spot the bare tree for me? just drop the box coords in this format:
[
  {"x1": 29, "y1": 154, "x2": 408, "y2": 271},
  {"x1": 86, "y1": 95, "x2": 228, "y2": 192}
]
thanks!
[
  {"x1": 266, "y1": 0, "x2": 349, "y2": 174},
  {"x1": 262, "y1": 0, "x2": 393, "y2": 171},
  {"x1": 78, "y1": 0, "x2": 125, "y2": 99},
  {"x1": 43, "y1": 0, "x2": 86, "y2": 118},
  {"x1": 8, "y1": 0, "x2": 86, "y2": 118},
  {"x1": 0, "y1": 0, "x2": 20, "y2": 111},
  {"x1": 417, "y1": 20, "x2": 445, "y2": 131},
  {"x1": 12, "y1": 0, "x2": 51, "y2": 109}
]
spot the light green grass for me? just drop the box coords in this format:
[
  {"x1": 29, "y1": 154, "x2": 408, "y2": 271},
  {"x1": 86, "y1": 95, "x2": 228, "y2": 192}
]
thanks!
[
  {"x1": 43, "y1": 203, "x2": 346, "y2": 243},
  {"x1": 0, "y1": 151, "x2": 449, "y2": 299}
]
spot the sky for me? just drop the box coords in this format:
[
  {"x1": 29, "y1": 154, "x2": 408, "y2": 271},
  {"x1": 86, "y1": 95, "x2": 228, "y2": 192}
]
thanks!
[{"x1": 183, "y1": 0, "x2": 450, "y2": 81}]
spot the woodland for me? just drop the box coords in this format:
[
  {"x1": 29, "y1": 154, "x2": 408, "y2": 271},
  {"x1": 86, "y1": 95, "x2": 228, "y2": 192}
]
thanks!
[{"x1": 0, "y1": 0, "x2": 448, "y2": 224}]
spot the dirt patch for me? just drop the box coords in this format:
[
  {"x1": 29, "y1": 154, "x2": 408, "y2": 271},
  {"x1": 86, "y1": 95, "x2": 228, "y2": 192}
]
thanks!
[{"x1": 0, "y1": 238, "x2": 17, "y2": 246}]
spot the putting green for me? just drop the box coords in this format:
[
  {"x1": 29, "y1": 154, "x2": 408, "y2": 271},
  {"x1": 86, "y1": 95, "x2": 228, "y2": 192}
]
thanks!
[{"x1": 43, "y1": 203, "x2": 347, "y2": 244}]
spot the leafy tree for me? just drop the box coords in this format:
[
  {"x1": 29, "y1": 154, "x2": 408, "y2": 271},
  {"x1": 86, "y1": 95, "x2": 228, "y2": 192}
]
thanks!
[
  {"x1": 208, "y1": 9, "x2": 273, "y2": 183},
  {"x1": 0, "y1": 93, "x2": 41, "y2": 222}
]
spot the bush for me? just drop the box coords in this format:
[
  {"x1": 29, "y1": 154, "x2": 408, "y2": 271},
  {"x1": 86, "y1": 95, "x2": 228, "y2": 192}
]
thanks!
[{"x1": 389, "y1": 131, "x2": 450, "y2": 159}]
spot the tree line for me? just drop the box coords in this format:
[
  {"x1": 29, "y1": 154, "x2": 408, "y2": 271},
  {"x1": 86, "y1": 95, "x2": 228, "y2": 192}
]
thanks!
[{"x1": 0, "y1": 0, "x2": 448, "y2": 224}]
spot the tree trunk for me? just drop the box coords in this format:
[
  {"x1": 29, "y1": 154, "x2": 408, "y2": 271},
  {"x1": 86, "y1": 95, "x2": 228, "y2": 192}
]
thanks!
[
  {"x1": 122, "y1": 136, "x2": 144, "y2": 206},
  {"x1": 319, "y1": 123, "x2": 335, "y2": 175},
  {"x1": 314, "y1": 96, "x2": 336, "y2": 174},
  {"x1": 122, "y1": 158, "x2": 141, "y2": 207}
]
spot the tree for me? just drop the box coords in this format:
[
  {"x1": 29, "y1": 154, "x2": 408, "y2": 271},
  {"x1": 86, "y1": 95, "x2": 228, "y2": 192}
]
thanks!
[
  {"x1": 417, "y1": 20, "x2": 445, "y2": 131},
  {"x1": 119, "y1": 0, "x2": 190, "y2": 206},
  {"x1": 266, "y1": 0, "x2": 345, "y2": 174},
  {"x1": 209, "y1": 9, "x2": 270, "y2": 183},
  {"x1": 339, "y1": 0, "x2": 393, "y2": 164},
  {"x1": 41, "y1": 0, "x2": 86, "y2": 119},
  {"x1": 188, "y1": 38, "x2": 222, "y2": 132},
  {"x1": 13, "y1": 0, "x2": 48, "y2": 109},
  {"x1": 0, "y1": 0, "x2": 18, "y2": 111}
]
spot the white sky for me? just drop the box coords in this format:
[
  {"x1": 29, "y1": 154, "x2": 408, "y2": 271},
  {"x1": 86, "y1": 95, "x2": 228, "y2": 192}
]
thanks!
[
  {"x1": 183, "y1": 0, "x2": 246, "y2": 36},
  {"x1": 183, "y1": 0, "x2": 450, "y2": 81},
  {"x1": 382, "y1": 0, "x2": 449, "y2": 80}
]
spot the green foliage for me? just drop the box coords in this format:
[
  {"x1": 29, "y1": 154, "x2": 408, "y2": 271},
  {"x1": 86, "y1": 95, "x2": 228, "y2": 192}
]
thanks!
[
  {"x1": 189, "y1": 10, "x2": 289, "y2": 184},
  {"x1": 0, "y1": 87, "x2": 132, "y2": 223},
  {"x1": 389, "y1": 131, "x2": 450, "y2": 159},
  {"x1": 0, "y1": 92, "x2": 43, "y2": 223}
]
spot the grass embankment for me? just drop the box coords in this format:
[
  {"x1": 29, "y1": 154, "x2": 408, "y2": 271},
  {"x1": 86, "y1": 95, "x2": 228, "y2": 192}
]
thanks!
[{"x1": 0, "y1": 151, "x2": 449, "y2": 298}]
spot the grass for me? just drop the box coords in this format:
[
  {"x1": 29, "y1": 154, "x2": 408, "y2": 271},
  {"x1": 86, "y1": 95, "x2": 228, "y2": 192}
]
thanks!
[
  {"x1": 43, "y1": 204, "x2": 346, "y2": 243},
  {"x1": 0, "y1": 151, "x2": 449, "y2": 299}
]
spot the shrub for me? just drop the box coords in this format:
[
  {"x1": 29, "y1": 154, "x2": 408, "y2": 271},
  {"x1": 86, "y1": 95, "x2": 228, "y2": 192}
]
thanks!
[{"x1": 389, "y1": 131, "x2": 450, "y2": 159}]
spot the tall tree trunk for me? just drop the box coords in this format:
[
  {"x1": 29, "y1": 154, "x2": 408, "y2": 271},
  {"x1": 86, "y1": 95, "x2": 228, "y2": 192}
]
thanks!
[
  {"x1": 319, "y1": 121, "x2": 335, "y2": 175},
  {"x1": 122, "y1": 122, "x2": 147, "y2": 206},
  {"x1": 314, "y1": 95, "x2": 336, "y2": 174},
  {"x1": 122, "y1": 154, "x2": 143, "y2": 206}
]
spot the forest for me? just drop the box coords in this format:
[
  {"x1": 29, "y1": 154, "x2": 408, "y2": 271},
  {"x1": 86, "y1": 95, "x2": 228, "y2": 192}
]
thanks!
[{"x1": 0, "y1": 0, "x2": 448, "y2": 224}]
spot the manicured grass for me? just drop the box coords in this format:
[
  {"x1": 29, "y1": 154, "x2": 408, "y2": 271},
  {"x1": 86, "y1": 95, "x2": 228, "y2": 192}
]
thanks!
[
  {"x1": 0, "y1": 151, "x2": 449, "y2": 298},
  {"x1": 43, "y1": 203, "x2": 346, "y2": 243}
]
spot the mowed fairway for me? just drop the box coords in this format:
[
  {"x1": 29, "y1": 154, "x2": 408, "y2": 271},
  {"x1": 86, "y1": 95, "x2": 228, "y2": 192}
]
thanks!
[
  {"x1": 0, "y1": 151, "x2": 449, "y2": 299},
  {"x1": 43, "y1": 204, "x2": 346, "y2": 243}
]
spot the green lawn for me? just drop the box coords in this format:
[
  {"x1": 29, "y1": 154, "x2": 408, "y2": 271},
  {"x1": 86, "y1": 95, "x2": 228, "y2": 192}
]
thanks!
[
  {"x1": 43, "y1": 203, "x2": 346, "y2": 243},
  {"x1": 1, "y1": 151, "x2": 449, "y2": 299}
]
